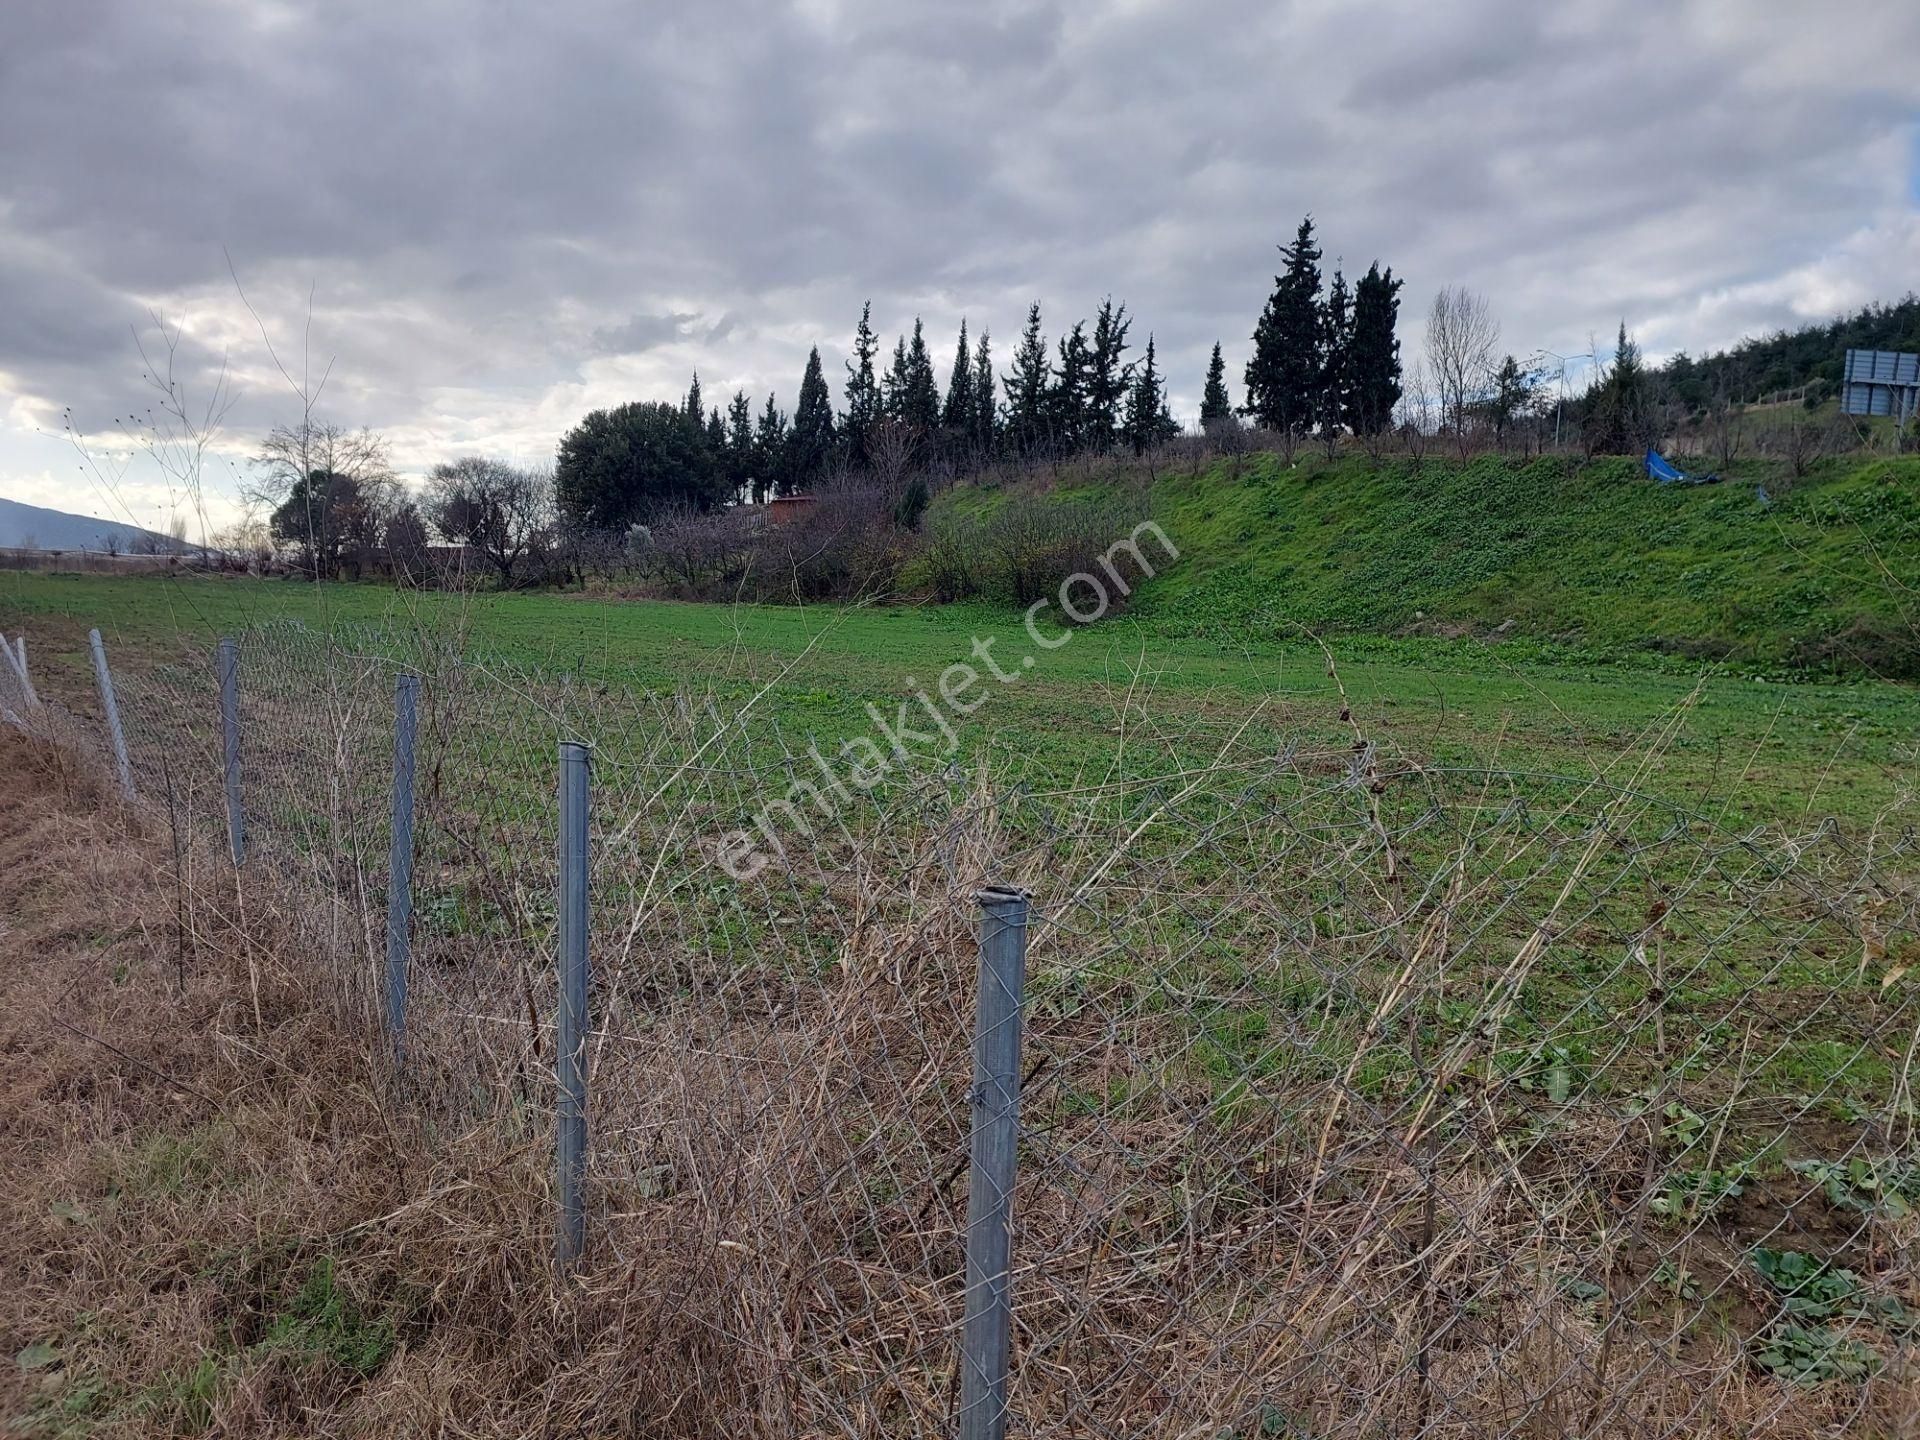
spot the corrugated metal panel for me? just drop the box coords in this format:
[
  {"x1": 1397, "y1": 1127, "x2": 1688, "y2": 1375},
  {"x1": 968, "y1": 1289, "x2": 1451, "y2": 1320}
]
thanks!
[{"x1": 1840, "y1": 349, "x2": 1920, "y2": 417}]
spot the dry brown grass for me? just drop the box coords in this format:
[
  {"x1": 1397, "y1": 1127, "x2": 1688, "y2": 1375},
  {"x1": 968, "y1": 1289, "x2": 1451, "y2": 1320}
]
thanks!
[{"x1": 4, "y1": 677, "x2": 1920, "y2": 1440}]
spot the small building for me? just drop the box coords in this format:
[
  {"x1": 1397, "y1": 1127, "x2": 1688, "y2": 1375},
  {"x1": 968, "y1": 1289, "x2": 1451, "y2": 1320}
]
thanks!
[{"x1": 767, "y1": 494, "x2": 816, "y2": 524}]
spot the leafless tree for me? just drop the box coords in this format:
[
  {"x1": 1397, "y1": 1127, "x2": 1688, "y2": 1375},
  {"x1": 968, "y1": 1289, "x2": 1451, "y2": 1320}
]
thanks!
[
  {"x1": 1356, "y1": 408, "x2": 1392, "y2": 465},
  {"x1": 646, "y1": 501, "x2": 750, "y2": 595},
  {"x1": 253, "y1": 422, "x2": 396, "y2": 576},
  {"x1": 59, "y1": 314, "x2": 237, "y2": 564},
  {"x1": 212, "y1": 512, "x2": 274, "y2": 572},
  {"x1": 1425, "y1": 286, "x2": 1500, "y2": 458},
  {"x1": 864, "y1": 420, "x2": 920, "y2": 495},
  {"x1": 251, "y1": 421, "x2": 391, "y2": 504},
  {"x1": 1397, "y1": 361, "x2": 1437, "y2": 473},
  {"x1": 424, "y1": 457, "x2": 553, "y2": 588},
  {"x1": 1768, "y1": 412, "x2": 1841, "y2": 480},
  {"x1": 1254, "y1": 422, "x2": 1300, "y2": 468}
]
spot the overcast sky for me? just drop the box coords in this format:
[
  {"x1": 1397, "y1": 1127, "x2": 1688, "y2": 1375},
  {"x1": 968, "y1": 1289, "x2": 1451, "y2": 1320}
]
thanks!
[{"x1": 2, "y1": 0, "x2": 1916, "y2": 534}]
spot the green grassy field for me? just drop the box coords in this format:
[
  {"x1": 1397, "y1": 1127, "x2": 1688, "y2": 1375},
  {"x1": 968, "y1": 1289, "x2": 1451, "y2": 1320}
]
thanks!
[
  {"x1": 935, "y1": 451, "x2": 1920, "y2": 679},
  {"x1": 1, "y1": 564, "x2": 1914, "y2": 831},
  {"x1": 7, "y1": 517, "x2": 1920, "y2": 1417}
]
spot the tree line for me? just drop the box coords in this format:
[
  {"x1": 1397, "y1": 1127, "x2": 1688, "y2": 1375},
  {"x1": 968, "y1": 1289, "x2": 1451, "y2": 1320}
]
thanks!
[
  {"x1": 239, "y1": 220, "x2": 1913, "y2": 587},
  {"x1": 547, "y1": 214, "x2": 1408, "y2": 534}
]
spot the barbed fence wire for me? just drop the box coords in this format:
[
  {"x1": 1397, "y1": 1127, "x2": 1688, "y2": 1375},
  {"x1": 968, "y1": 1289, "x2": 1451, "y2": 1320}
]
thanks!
[{"x1": 2, "y1": 614, "x2": 1918, "y2": 1437}]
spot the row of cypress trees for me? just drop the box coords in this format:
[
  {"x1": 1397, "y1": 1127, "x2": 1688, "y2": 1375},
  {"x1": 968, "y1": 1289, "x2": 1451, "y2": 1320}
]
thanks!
[
  {"x1": 654, "y1": 295, "x2": 1188, "y2": 510},
  {"x1": 1234, "y1": 215, "x2": 1405, "y2": 437},
  {"x1": 557, "y1": 221, "x2": 1404, "y2": 526}
]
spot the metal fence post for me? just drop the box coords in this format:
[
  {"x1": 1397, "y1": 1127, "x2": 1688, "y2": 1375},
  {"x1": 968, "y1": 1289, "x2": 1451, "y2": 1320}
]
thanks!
[
  {"x1": 385, "y1": 674, "x2": 419, "y2": 1069},
  {"x1": 217, "y1": 638, "x2": 244, "y2": 866},
  {"x1": 555, "y1": 740, "x2": 591, "y2": 1269},
  {"x1": 88, "y1": 628, "x2": 134, "y2": 799},
  {"x1": 959, "y1": 884, "x2": 1031, "y2": 1440},
  {"x1": 12, "y1": 636, "x2": 36, "y2": 707},
  {"x1": 0, "y1": 633, "x2": 32, "y2": 715}
]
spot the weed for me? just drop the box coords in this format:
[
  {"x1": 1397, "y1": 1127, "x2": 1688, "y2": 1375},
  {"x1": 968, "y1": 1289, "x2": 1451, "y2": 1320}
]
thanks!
[
  {"x1": 1789, "y1": 1157, "x2": 1915, "y2": 1218},
  {"x1": 1650, "y1": 1163, "x2": 1750, "y2": 1221},
  {"x1": 258, "y1": 1258, "x2": 396, "y2": 1378},
  {"x1": 1752, "y1": 1324, "x2": 1880, "y2": 1385}
]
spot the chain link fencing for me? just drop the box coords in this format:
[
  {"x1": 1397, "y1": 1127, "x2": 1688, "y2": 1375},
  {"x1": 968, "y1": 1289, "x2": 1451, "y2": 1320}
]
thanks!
[{"x1": 2, "y1": 614, "x2": 1917, "y2": 1438}]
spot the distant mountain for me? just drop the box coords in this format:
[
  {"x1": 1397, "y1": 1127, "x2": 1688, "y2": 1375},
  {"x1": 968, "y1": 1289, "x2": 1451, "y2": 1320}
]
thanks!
[{"x1": 0, "y1": 495, "x2": 185, "y2": 552}]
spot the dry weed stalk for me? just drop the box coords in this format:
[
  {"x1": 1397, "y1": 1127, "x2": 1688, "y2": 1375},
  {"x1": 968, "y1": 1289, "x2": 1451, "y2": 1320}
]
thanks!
[{"x1": 2, "y1": 619, "x2": 1918, "y2": 1437}]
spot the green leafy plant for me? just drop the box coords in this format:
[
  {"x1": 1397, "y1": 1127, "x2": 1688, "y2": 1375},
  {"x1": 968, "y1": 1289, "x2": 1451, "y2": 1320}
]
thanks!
[
  {"x1": 1752, "y1": 1324, "x2": 1880, "y2": 1385},
  {"x1": 1651, "y1": 1260, "x2": 1699, "y2": 1301},
  {"x1": 1558, "y1": 1275, "x2": 1606, "y2": 1306},
  {"x1": 1790, "y1": 1157, "x2": 1914, "y2": 1218},
  {"x1": 1505, "y1": 1041, "x2": 1588, "y2": 1104},
  {"x1": 1650, "y1": 1163, "x2": 1748, "y2": 1220},
  {"x1": 1660, "y1": 1101, "x2": 1707, "y2": 1153},
  {"x1": 1750, "y1": 1247, "x2": 1861, "y2": 1320}
]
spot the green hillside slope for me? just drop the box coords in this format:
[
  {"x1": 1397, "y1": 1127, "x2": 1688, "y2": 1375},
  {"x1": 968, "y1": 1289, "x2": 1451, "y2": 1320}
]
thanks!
[{"x1": 938, "y1": 453, "x2": 1920, "y2": 677}]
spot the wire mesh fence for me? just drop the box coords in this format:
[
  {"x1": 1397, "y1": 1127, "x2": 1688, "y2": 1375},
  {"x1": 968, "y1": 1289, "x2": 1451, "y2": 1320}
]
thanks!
[{"x1": 3, "y1": 614, "x2": 1918, "y2": 1437}]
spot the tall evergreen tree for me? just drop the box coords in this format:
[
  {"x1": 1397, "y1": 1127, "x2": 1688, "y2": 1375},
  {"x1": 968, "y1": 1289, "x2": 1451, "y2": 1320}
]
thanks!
[
  {"x1": 684, "y1": 371, "x2": 704, "y2": 428},
  {"x1": 1318, "y1": 266, "x2": 1353, "y2": 438},
  {"x1": 941, "y1": 319, "x2": 975, "y2": 443},
  {"x1": 1124, "y1": 334, "x2": 1178, "y2": 454},
  {"x1": 1087, "y1": 298, "x2": 1134, "y2": 450},
  {"x1": 725, "y1": 390, "x2": 759, "y2": 502},
  {"x1": 1200, "y1": 341, "x2": 1232, "y2": 427},
  {"x1": 1488, "y1": 354, "x2": 1532, "y2": 446},
  {"x1": 971, "y1": 327, "x2": 997, "y2": 455},
  {"x1": 1003, "y1": 302, "x2": 1050, "y2": 455},
  {"x1": 790, "y1": 345, "x2": 836, "y2": 490},
  {"x1": 755, "y1": 393, "x2": 792, "y2": 496},
  {"x1": 882, "y1": 334, "x2": 911, "y2": 420},
  {"x1": 1047, "y1": 320, "x2": 1093, "y2": 452},
  {"x1": 900, "y1": 318, "x2": 940, "y2": 432},
  {"x1": 1244, "y1": 215, "x2": 1324, "y2": 434},
  {"x1": 705, "y1": 405, "x2": 726, "y2": 460},
  {"x1": 1586, "y1": 322, "x2": 1649, "y2": 454},
  {"x1": 843, "y1": 301, "x2": 882, "y2": 467},
  {"x1": 1345, "y1": 262, "x2": 1404, "y2": 436}
]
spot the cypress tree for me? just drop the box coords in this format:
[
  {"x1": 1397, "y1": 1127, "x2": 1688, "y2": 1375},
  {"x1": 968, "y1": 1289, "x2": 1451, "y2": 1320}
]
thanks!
[
  {"x1": 706, "y1": 405, "x2": 726, "y2": 468},
  {"x1": 1004, "y1": 302, "x2": 1049, "y2": 455},
  {"x1": 942, "y1": 319, "x2": 975, "y2": 443},
  {"x1": 902, "y1": 318, "x2": 940, "y2": 432},
  {"x1": 971, "y1": 327, "x2": 996, "y2": 455},
  {"x1": 843, "y1": 301, "x2": 881, "y2": 467},
  {"x1": 726, "y1": 390, "x2": 759, "y2": 502},
  {"x1": 1047, "y1": 320, "x2": 1092, "y2": 453},
  {"x1": 1318, "y1": 266, "x2": 1353, "y2": 439},
  {"x1": 1087, "y1": 298, "x2": 1133, "y2": 450},
  {"x1": 882, "y1": 334, "x2": 910, "y2": 420},
  {"x1": 790, "y1": 345, "x2": 836, "y2": 490},
  {"x1": 1587, "y1": 322, "x2": 1648, "y2": 454},
  {"x1": 1489, "y1": 354, "x2": 1531, "y2": 446},
  {"x1": 1345, "y1": 262, "x2": 1404, "y2": 436},
  {"x1": 684, "y1": 371, "x2": 704, "y2": 428},
  {"x1": 1244, "y1": 215, "x2": 1324, "y2": 434},
  {"x1": 1200, "y1": 341, "x2": 1232, "y2": 427},
  {"x1": 1124, "y1": 334, "x2": 1177, "y2": 453},
  {"x1": 755, "y1": 393, "x2": 791, "y2": 496}
]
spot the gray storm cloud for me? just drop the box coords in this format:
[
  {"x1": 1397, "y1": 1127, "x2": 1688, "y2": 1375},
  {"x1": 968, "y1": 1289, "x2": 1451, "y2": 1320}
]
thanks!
[{"x1": 1, "y1": 0, "x2": 1915, "y2": 524}]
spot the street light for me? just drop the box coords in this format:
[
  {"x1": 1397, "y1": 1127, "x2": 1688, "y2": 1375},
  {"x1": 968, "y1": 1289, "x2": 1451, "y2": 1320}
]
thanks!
[{"x1": 1530, "y1": 349, "x2": 1573, "y2": 450}]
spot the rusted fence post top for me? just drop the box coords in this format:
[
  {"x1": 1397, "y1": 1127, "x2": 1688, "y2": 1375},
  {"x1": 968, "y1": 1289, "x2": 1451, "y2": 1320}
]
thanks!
[{"x1": 974, "y1": 884, "x2": 1031, "y2": 910}]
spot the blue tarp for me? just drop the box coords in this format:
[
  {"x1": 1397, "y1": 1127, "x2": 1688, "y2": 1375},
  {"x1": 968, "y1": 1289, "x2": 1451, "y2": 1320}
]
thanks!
[
  {"x1": 1645, "y1": 449, "x2": 1718, "y2": 486},
  {"x1": 1645, "y1": 449, "x2": 1686, "y2": 482}
]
